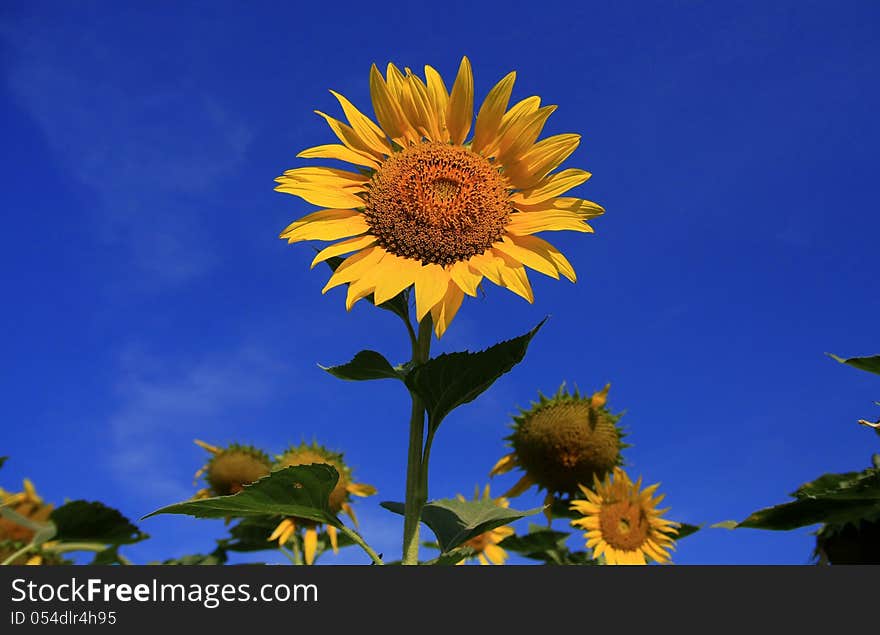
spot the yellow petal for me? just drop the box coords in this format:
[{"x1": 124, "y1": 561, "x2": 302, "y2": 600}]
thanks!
[
  {"x1": 280, "y1": 209, "x2": 369, "y2": 243},
  {"x1": 405, "y1": 71, "x2": 440, "y2": 141},
  {"x1": 494, "y1": 250, "x2": 535, "y2": 303},
  {"x1": 311, "y1": 234, "x2": 377, "y2": 269},
  {"x1": 446, "y1": 56, "x2": 474, "y2": 145},
  {"x1": 328, "y1": 90, "x2": 391, "y2": 156},
  {"x1": 591, "y1": 383, "x2": 610, "y2": 408},
  {"x1": 369, "y1": 64, "x2": 411, "y2": 141},
  {"x1": 274, "y1": 179, "x2": 365, "y2": 210},
  {"x1": 505, "y1": 209, "x2": 594, "y2": 236},
  {"x1": 321, "y1": 245, "x2": 384, "y2": 290},
  {"x1": 502, "y1": 474, "x2": 535, "y2": 498},
  {"x1": 25, "y1": 555, "x2": 43, "y2": 566},
  {"x1": 326, "y1": 525, "x2": 339, "y2": 554},
  {"x1": 414, "y1": 264, "x2": 450, "y2": 321},
  {"x1": 296, "y1": 143, "x2": 379, "y2": 169},
  {"x1": 510, "y1": 169, "x2": 592, "y2": 206},
  {"x1": 304, "y1": 527, "x2": 318, "y2": 565},
  {"x1": 477, "y1": 553, "x2": 489, "y2": 566},
  {"x1": 345, "y1": 275, "x2": 376, "y2": 310},
  {"x1": 507, "y1": 234, "x2": 577, "y2": 283},
  {"x1": 489, "y1": 453, "x2": 518, "y2": 477},
  {"x1": 430, "y1": 281, "x2": 464, "y2": 338},
  {"x1": 481, "y1": 95, "x2": 540, "y2": 157},
  {"x1": 449, "y1": 260, "x2": 482, "y2": 297},
  {"x1": 517, "y1": 196, "x2": 605, "y2": 219},
  {"x1": 472, "y1": 71, "x2": 516, "y2": 153},
  {"x1": 424, "y1": 65, "x2": 449, "y2": 139},
  {"x1": 484, "y1": 544, "x2": 507, "y2": 565},
  {"x1": 370, "y1": 254, "x2": 419, "y2": 304},
  {"x1": 467, "y1": 251, "x2": 504, "y2": 286},
  {"x1": 313, "y1": 110, "x2": 385, "y2": 160},
  {"x1": 506, "y1": 134, "x2": 580, "y2": 189},
  {"x1": 342, "y1": 502, "x2": 359, "y2": 528},
  {"x1": 193, "y1": 439, "x2": 221, "y2": 455},
  {"x1": 346, "y1": 482, "x2": 378, "y2": 497},
  {"x1": 493, "y1": 235, "x2": 559, "y2": 279},
  {"x1": 278, "y1": 166, "x2": 367, "y2": 189},
  {"x1": 496, "y1": 105, "x2": 557, "y2": 165}
]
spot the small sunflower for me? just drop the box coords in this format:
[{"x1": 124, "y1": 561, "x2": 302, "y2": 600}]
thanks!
[
  {"x1": 193, "y1": 439, "x2": 272, "y2": 498},
  {"x1": 276, "y1": 57, "x2": 603, "y2": 338},
  {"x1": 455, "y1": 485, "x2": 514, "y2": 565},
  {"x1": 570, "y1": 467, "x2": 678, "y2": 565},
  {"x1": 268, "y1": 442, "x2": 376, "y2": 565},
  {"x1": 491, "y1": 384, "x2": 625, "y2": 512},
  {"x1": 0, "y1": 479, "x2": 59, "y2": 565}
]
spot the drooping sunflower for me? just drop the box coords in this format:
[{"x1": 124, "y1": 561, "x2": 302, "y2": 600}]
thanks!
[
  {"x1": 455, "y1": 484, "x2": 515, "y2": 565},
  {"x1": 268, "y1": 442, "x2": 376, "y2": 565},
  {"x1": 0, "y1": 479, "x2": 59, "y2": 565},
  {"x1": 193, "y1": 439, "x2": 272, "y2": 498},
  {"x1": 570, "y1": 467, "x2": 678, "y2": 565},
  {"x1": 490, "y1": 383, "x2": 625, "y2": 513},
  {"x1": 276, "y1": 57, "x2": 604, "y2": 338}
]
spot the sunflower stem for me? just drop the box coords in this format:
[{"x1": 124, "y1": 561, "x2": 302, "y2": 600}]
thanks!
[
  {"x1": 339, "y1": 525, "x2": 385, "y2": 565},
  {"x1": 402, "y1": 315, "x2": 432, "y2": 565}
]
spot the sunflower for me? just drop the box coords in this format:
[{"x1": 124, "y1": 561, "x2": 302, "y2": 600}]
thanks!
[
  {"x1": 570, "y1": 467, "x2": 678, "y2": 565},
  {"x1": 0, "y1": 479, "x2": 59, "y2": 565},
  {"x1": 276, "y1": 57, "x2": 603, "y2": 338},
  {"x1": 268, "y1": 442, "x2": 376, "y2": 565},
  {"x1": 490, "y1": 383, "x2": 625, "y2": 515},
  {"x1": 193, "y1": 440, "x2": 272, "y2": 498},
  {"x1": 455, "y1": 485, "x2": 514, "y2": 565}
]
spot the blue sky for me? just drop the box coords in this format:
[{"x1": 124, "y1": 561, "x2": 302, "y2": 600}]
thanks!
[{"x1": 1, "y1": 1, "x2": 878, "y2": 565}]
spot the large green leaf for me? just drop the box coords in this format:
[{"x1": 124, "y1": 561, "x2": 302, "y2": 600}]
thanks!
[
  {"x1": 144, "y1": 465, "x2": 343, "y2": 528},
  {"x1": 51, "y1": 501, "x2": 148, "y2": 546},
  {"x1": 827, "y1": 353, "x2": 880, "y2": 376},
  {"x1": 320, "y1": 350, "x2": 403, "y2": 381},
  {"x1": 382, "y1": 498, "x2": 540, "y2": 553},
  {"x1": 791, "y1": 469, "x2": 880, "y2": 500},
  {"x1": 499, "y1": 526, "x2": 595, "y2": 565},
  {"x1": 323, "y1": 255, "x2": 410, "y2": 322},
  {"x1": 405, "y1": 319, "x2": 546, "y2": 431},
  {"x1": 675, "y1": 522, "x2": 702, "y2": 540}
]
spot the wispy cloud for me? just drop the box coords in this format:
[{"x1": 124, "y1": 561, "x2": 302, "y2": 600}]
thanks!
[
  {"x1": 106, "y1": 344, "x2": 286, "y2": 505},
  {"x1": 1, "y1": 18, "x2": 252, "y2": 284}
]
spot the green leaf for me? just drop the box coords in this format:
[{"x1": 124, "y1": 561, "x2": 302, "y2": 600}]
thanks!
[
  {"x1": 791, "y1": 469, "x2": 880, "y2": 500},
  {"x1": 323, "y1": 255, "x2": 410, "y2": 322},
  {"x1": 499, "y1": 527, "x2": 570, "y2": 554},
  {"x1": 405, "y1": 319, "x2": 546, "y2": 432},
  {"x1": 159, "y1": 553, "x2": 228, "y2": 565},
  {"x1": 0, "y1": 457, "x2": 7, "y2": 470},
  {"x1": 827, "y1": 353, "x2": 880, "y2": 376},
  {"x1": 320, "y1": 350, "x2": 403, "y2": 381},
  {"x1": 422, "y1": 546, "x2": 475, "y2": 566},
  {"x1": 381, "y1": 498, "x2": 540, "y2": 553},
  {"x1": 51, "y1": 501, "x2": 148, "y2": 546},
  {"x1": 143, "y1": 465, "x2": 343, "y2": 528},
  {"x1": 221, "y1": 516, "x2": 283, "y2": 552},
  {"x1": 675, "y1": 522, "x2": 701, "y2": 540}
]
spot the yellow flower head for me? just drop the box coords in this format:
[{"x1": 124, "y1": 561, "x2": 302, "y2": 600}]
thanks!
[
  {"x1": 491, "y1": 383, "x2": 625, "y2": 500},
  {"x1": 0, "y1": 479, "x2": 58, "y2": 565},
  {"x1": 456, "y1": 485, "x2": 514, "y2": 565},
  {"x1": 276, "y1": 57, "x2": 604, "y2": 338},
  {"x1": 269, "y1": 442, "x2": 376, "y2": 565},
  {"x1": 193, "y1": 440, "x2": 272, "y2": 497},
  {"x1": 570, "y1": 467, "x2": 679, "y2": 565}
]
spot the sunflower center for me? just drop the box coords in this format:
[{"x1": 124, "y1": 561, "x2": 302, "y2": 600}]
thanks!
[
  {"x1": 598, "y1": 501, "x2": 650, "y2": 551},
  {"x1": 364, "y1": 142, "x2": 512, "y2": 266}
]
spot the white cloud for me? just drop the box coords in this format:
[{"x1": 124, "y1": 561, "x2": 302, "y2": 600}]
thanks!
[{"x1": 1, "y1": 18, "x2": 253, "y2": 284}]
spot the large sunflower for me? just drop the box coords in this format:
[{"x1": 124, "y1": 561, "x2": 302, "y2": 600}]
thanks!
[
  {"x1": 570, "y1": 467, "x2": 678, "y2": 565},
  {"x1": 276, "y1": 57, "x2": 603, "y2": 337}
]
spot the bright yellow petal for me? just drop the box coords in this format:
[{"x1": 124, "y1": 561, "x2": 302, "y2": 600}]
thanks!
[
  {"x1": 342, "y1": 502, "x2": 359, "y2": 528},
  {"x1": 345, "y1": 275, "x2": 376, "y2": 310},
  {"x1": 424, "y1": 65, "x2": 449, "y2": 139},
  {"x1": 446, "y1": 56, "x2": 474, "y2": 145},
  {"x1": 517, "y1": 196, "x2": 605, "y2": 219},
  {"x1": 494, "y1": 250, "x2": 535, "y2": 303},
  {"x1": 510, "y1": 169, "x2": 592, "y2": 206},
  {"x1": 430, "y1": 281, "x2": 464, "y2": 338},
  {"x1": 278, "y1": 166, "x2": 367, "y2": 189},
  {"x1": 194, "y1": 439, "x2": 221, "y2": 455},
  {"x1": 25, "y1": 555, "x2": 42, "y2": 566},
  {"x1": 496, "y1": 105, "x2": 556, "y2": 165},
  {"x1": 328, "y1": 90, "x2": 391, "y2": 156},
  {"x1": 346, "y1": 482, "x2": 378, "y2": 497},
  {"x1": 506, "y1": 134, "x2": 580, "y2": 188},
  {"x1": 313, "y1": 110, "x2": 385, "y2": 160},
  {"x1": 477, "y1": 553, "x2": 489, "y2": 566},
  {"x1": 326, "y1": 525, "x2": 339, "y2": 554},
  {"x1": 506, "y1": 209, "x2": 594, "y2": 236},
  {"x1": 296, "y1": 143, "x2": 379, "y2": 169},
  {"x1": 467, "y1": 251, "x2": 504, "y2": 286},
  {"x1": 505, "y1": 234, "x2": 577, "y2": 282},
  {"x1": 280, "y1": 209, "x2": 369, "y2": 243},
  {"x1": 304, "y1": 527, "x2": 318, "y2": 565},
  {"x1": 484, "y1": 544, "x2": 508, "y2": 565},
  {"x1": 369, "y1": 64, "x2": 411, "y2": 141},
  {"x1": 472, "y1": 71, "x2": 516, "y2": 153},
  {"x1": 414, "y1": 264, "x2": 450, "y2": 321},
  {"x1": 449, "y1": 260, "x2": 482, "y2": 297},
  {"x1": 321, "y1": 245, "x2": 384, "y2": 290},
  {"x1": 311, "y1": 234, "x2": 377, "y2": 269},
  {"x1": 371, "y1": 254, "x2": 420, "y2": 304},
  {"x1": 274, "y1": 178, "x2": 365, "y2": 210},
  {"x1": 493, "y1": 235, "x2": 559, "y2": 279},
  {"x1": 489, "y1": 453, "x2": 518, "y2": 477},
  {"x1": 405, "y1": 71, "x2": 441, "y2": 141}
]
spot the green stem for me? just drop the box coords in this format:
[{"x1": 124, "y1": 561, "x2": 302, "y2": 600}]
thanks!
[
  {"x1": 279, "y1": 545, "x2": 300, "y2": 565},
  {"x1": 289, "y1": 533, "x2": 303, "y2": 565},
  {"x1": 339, "y1": 525, "x2": 385, "y2": 565},
  {"x1": 1, "y1": 543, "x2": 34, "y2": 566},
  {"x1": 402, "y1": 316, "x2": 432, "y2": 565}
]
